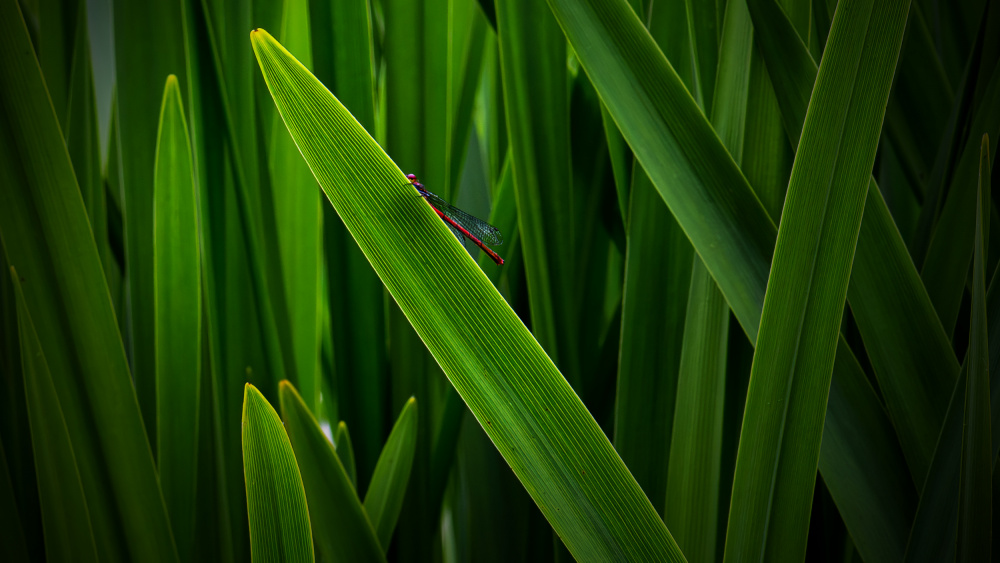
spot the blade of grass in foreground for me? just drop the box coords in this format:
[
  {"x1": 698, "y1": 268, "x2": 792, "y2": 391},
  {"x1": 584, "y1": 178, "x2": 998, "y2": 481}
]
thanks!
[
  {"x1": 278, "y1": 382, "x2": 384, "y2": 563},
  {"x1": 725, "y1": 0, "x2": 910, "y2": 559},
  {"x1": 242, "y1": 384, "x2": 313, "y2": 563},
  {"x1": 363, "y1": 397, "x2": 418, "y2": 550},
  {"x1": 251, "y1": 28, "x2": 683, "y2": 561}
]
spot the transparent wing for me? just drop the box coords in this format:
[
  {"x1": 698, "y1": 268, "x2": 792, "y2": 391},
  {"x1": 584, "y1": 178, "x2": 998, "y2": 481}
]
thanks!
[{"x1": 422, "y1": 192, "x2": 503, "y2": 246}]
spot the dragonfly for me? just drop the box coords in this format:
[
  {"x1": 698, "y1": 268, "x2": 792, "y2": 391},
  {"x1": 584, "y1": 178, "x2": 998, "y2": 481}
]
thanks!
[{"x1": 407, "y1": 174, "x2": 504, "y2": 266}]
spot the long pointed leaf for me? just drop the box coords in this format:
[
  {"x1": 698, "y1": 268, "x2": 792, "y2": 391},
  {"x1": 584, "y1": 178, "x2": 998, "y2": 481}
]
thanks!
[
  {"x1": 278, "y1": 381, "x2": 384, "y2": 563},
  {"x1": 242, "y1": 383, "x2": 313, "y2": 563},
  {"x1": 153, "y1": 75, "x2": 201, "y2": 561},
  {"x1": 363, "y1": 397, "x2": 418, "y2": 550},
  {"x1": 251, "y1": 28, "x2": 683, "y2": 561}
]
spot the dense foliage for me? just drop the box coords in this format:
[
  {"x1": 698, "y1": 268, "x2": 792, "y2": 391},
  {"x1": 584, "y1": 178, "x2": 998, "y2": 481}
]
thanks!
[{"x1": 0, "y1": 0, "x2": 996, "y2": 561}]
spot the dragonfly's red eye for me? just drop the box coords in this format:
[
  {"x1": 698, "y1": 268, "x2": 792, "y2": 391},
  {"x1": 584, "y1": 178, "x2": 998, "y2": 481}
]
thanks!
[{"x1": 406, "y1": 174, "x2": 417, "y2": 181}]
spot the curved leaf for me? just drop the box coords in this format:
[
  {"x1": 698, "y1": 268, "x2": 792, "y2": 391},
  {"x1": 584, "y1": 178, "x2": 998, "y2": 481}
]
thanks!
[
  {"x1": 242, "y1": 383, "x2": 313, "y2": 563},
  {"x1": 334, "y1": 421, "x2": 358, "y2": 489},
  {"x1": 544, "y1": 0, "x2": 776, "y2": 342},
  {"x1": 278, "y1": 381, "x2": 384, "y2": 563},
  {"x1": 364, "y1": 397, "x2": 418, "y2": 550},
  {"x1": 251, "y1": 28, "x2": 682, "y2": 561}
]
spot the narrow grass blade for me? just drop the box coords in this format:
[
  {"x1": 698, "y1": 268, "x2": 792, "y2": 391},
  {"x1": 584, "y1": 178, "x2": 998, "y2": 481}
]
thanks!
[
  {"x1": 363, "y1": 398, "x2": 418, "y2": 550},
  {"x1": 267, "y1": 0, "x2": 323, "y2": 412},
  {"x1": 665, "y1": 1, "x2": 750, "y2": 558},
  {"x1": 251, "y1": 29, "x2": 684, "y2": 561},
  {"x1": 113, "y1": 0, "x2": 189, "y2": 444},
  {"x1": 614, "y1": 169, "x2": 691, "y2": 518},
  {"x1": 334, "y1": 421, "x2": 358, "y2": 488},
  {"x1": 153, "y1": 75, "x2": 201, "y2": 561},
  {"x1": 0, "y1": 4, "x2": 178, "y2": 560},
  {"x1": 12, "y1": 268, "x2": 99, "y2": 563},
  {"x1": 666, "y1": 260, "x2": 729, "y2": 562},
  {"x1": 601, "y1": 103, "x2": 631, "y2": 223},
  {"x1": 956, "y1": 134, "x2": 992, "y2": 562},
  {"x1": 849, "y1": 182, "x2": 959, "y2": 481},
  {"x1": 725, "y1": 0, "x2": 910, "y2": 559},
  {"x1": 198, "y1": 0, "x2": 296, "y2": 404},
  {"x1": 181, "y1": 3, "x2": 257, "y2": 560},
  {"x1": 242, "y1": 383, "x2": 313, "y2": 563},
  {"x1": 447, "y1": 2, "x2": 488, "y2": 198},
  {"x1": 278, "y1": 381, "x2": 384, "y2": 563},
  {"x1": 742, "y1": 48, "x2": 793, "y2": 234}
]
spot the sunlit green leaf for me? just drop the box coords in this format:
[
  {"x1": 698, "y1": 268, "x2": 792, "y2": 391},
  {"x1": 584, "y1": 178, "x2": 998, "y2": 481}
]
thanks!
[
  {"x1": 251, "y1": 28, "x2": 683, "y2": 561},
  {"x1": 242, "y1": 383, "x2": 313, "y2": 563}
]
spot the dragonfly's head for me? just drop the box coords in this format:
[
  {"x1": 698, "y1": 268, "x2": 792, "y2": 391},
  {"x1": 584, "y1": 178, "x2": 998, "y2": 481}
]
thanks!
[{"x1": 405, "y1": 173, "x2": 424, "y2": 190}]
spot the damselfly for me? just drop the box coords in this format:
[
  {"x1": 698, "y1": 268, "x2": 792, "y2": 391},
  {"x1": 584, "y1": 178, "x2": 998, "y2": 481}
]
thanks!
[{"x1": 407, "y1": 174, "x2": 504, "y2": 266}]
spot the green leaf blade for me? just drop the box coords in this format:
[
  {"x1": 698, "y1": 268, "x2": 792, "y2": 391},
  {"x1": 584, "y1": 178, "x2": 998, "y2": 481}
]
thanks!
[
  {"x1": 956, "y1": 134, "x2": 993, "y2": 562},
  {"x1": 269, "y1": 0, "x2": 322, "y2": 412},
  {"x1": 278, "y1": 381, "x2": 384, "y2": 563},
  {"x1": 112, "y1": 0, "x2": 189, "y2": 445},
  {"x1": 242, "y1": 383, "x2": 313, "y2": 563},
  {"x1": 153, "y1": 74, "x2": 202, "y2": 561},
  {"x1": 250, "y1": 28, "x2": 683, "y2": 561},
  {"x1": 364, "y1": 397, "x2": 418, "y2": 550},
  {"x1": 334, "y1": 421, "x2": 358, "y2": 489},
  {"x1": 724, "y1": 0, "x2": 910, "y2": 559}
]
